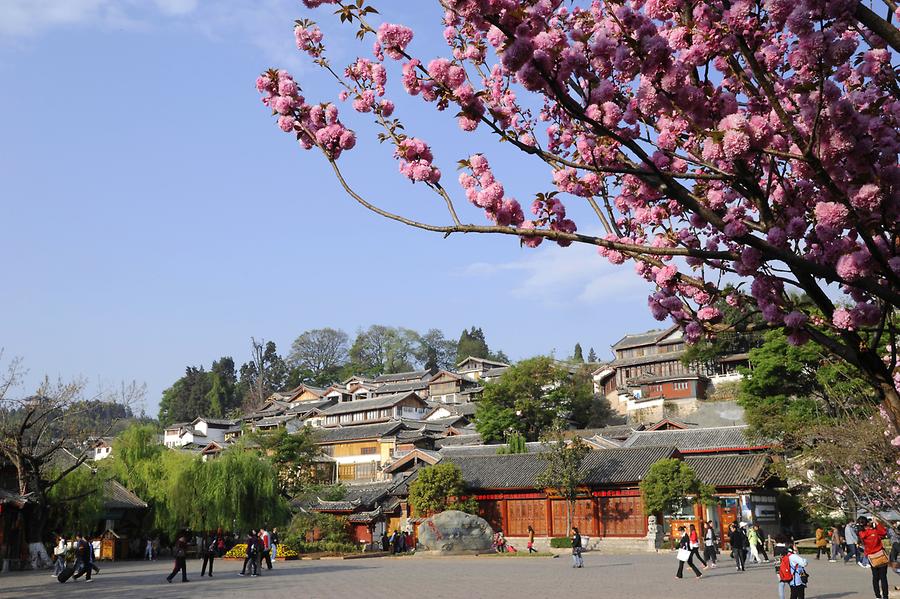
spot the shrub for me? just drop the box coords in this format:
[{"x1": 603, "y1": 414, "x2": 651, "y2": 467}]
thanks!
[
  {"x1": 285, "y1": 512, "x2": 349, "y2": 544},
  {"x1": 550, "y1": 537, "x2": 572, "y2": 549},
  {"x1": 224, "y1": 543, "x2": 299, "y2": 559},
  {"x1": 287, "y1": 540, "x2": 359, "y2": 554}
]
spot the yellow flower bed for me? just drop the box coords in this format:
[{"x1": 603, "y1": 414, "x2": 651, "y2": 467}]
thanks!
[{"x1": 223, "y1": 544, "x2": 298, "y2": 559}]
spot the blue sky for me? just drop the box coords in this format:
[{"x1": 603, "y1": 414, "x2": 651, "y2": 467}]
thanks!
[{"x1": 0, "y1": 0, "x2": 661, "y2": 416}]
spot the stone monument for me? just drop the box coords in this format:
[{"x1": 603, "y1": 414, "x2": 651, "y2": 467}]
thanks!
[{"x1": 416, "y1": 510, "x2": 494, "y2": 554}]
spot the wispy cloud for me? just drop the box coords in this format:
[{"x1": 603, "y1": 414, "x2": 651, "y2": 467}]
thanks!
[
  {"x1": 458, "y1": 241, "x2": 649, "y2": 308},
  {"x1": 0, "y1": 0, "x2": 305, "y2": 68}
]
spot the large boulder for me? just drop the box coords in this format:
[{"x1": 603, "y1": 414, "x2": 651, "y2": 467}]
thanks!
[{"x1": 417, "y1": 510, "x2": 494, "y2": 554}]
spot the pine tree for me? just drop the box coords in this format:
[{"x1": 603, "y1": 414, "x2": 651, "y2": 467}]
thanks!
[
  {"x1": 588, "y1": 347, "x2": 598, "y2": 363},
  {"x1": 573, "y1": 343, "x2": 584, "y2": 363}
]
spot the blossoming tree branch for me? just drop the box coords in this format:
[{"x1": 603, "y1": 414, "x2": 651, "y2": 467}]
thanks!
[{"x1": 256, "y1": 0, "x2": 900, "y2": 431}]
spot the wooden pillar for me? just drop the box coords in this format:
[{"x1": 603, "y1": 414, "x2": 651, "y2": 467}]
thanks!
[
  {"x1": 500, "y1": 496, "x2": 509, "y2": 534},
  {"x1": 545, "y1": 496, "x2": 553, "y2": 537}
]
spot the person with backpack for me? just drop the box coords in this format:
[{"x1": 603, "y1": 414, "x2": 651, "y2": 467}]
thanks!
[
  {"x1": 166, "y1": 535, "x2": 189, "y2": 583},
  {"x1": 778, "y1": 543, "x2": 809, "y2": 599},
  {"x1": 703, "y1": 521, "x2": 718, "y2": 568},
  {"x1": 571, "y1": 527, "x2": 584, "y2": 569},
  {"x1": 858, "y1": 516, "x2": 890, "y2": 599},
  {"x1": 200, "y1": 530, "x2": 216, "y2": 577}
]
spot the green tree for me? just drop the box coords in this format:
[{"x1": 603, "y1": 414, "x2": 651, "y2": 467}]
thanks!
[
  {"x1": 348, "y1": 325, "x2": 419, "y2": 376},
  {"x1": 572, "y1": 343, "x2": 584, "y2": 363},
  {"x1": 587, "y1": 347, "x2": 598, "y2": 363},
  {"x1": 158, "y1": 366, "x2": 213, "y2": 425},
  {"x1": 250, "y1": 427, "x2": 325, "y2": 498},
  {"x1": 475, "y1": 357, "x2": 593, "y2": 442},
  {"x1": 536, "y1": 433, "x2": 590, "y2": 532},
  {"x1": 456, "y1": 326, "x2": 490, "y2": 363},
  {"x1": 46, "y1": 466, "x2": 105, "y2": 537},
  {"x1": 415, "y1": 328, "x2": 457, "y2": 371},
  {"x1": 408, "y1": 463, "x2": 477, "y2": 516},
  {"x1": 287, "y1": 328, "x2": 350, "y2": 386},
  {"x1": 496, "y1": 432, "x2": 528, "y2": 454},
  {"x1": 738, "y1": 328, "x2": 875, "y2": 445},
  {"x1": 640, "y1": 459, "x2": 715, "y2": 516}
]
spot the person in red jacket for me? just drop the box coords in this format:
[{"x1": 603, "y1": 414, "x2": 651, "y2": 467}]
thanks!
[{"x1": 859, "y1": 516, "x2": 889, "y2": 599}]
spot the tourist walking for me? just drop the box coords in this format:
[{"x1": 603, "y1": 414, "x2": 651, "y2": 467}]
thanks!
[
  {"x1": 145, "y1": 537, "x2": 154, "y2": 560},
  {"x1": 87, "y1": 538, "x2": 100, "y2": 575},
  {"x1": 675, "y1": 525, "x2": 702, "y2": 579},
  {"x1": 815, "y1": 526, "x2": 827, "y2": 560},
  {"x1": 239, "y1": 530, "x2": 258, "y2": 576},
  {"x1": 166, "y1": 534, "x2": 189, "y2": 583},
  {"x1": 748, "y1": 524, "x2": 763, "y2": 564},
  {"x1": 729, "y1": 523, "x2": 747, "y2": 571},
  {"x1": 200, "y1": 531, "x2": 216, "y2": 577},
  {"x1": 571, "y1": 527, "x2": 584, "y2": 568},
  {"x1": 703, "y1": 521, "x2": 718, "y2": 568},
  {"x1": 53, "y1": 536, "x2": 67, "y2": 577},
  {"x1": 527, "y1": 525, "x2": 537, "y2": 554},
  {"x1": 755, "y1": 525, "x2": 770, "y2": 561},
  {"x1": 780, "y1": 543, "x2": 808, "y2": 599},
  {"x1": 72, "y1": 534, "x2": 92, "y2": 582},
  {"x1": 844, "y1": 520, "x2": 861, "y2": 565},
  {"x1": 859, "y1": 516, "x2": 890, "y2": 599},
  {"x1": 271, "y1": 528, "x2": 280, "y2": 562},
  {"x1": 381, "y1": 532, "x2": 389, "y2": 552},
  {"x1": 688, "y1": 524, "x2": 708, "y2": 568},
  {"x1": 830, "y1": 525, "x2": 844, "y2": 562},
  {"x1": 260, "y1": 527, "x2": 273, "y2": 570}
]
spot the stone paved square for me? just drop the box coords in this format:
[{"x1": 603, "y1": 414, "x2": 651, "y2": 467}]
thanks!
[{"x1": 0, "y1": 553, "x2": 890, "y2": 599}]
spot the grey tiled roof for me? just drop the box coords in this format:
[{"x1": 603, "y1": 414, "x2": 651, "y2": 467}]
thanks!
[
  {"x1": 311, "y1": 482, "x2": 395, "y2": 512},
  {"x1": 315, "y1": 421, "x2": 404, "y2": 444},
  {"x1": 621, "y1": 425, "x2": 756, "y2": 451},
  {"x1": 321, "y1": 392, "x2": 424, "y2": 416},
  {"x1": 612, "y1": 350, "x2": 687, "y2": 368},
  {"x1": 434, "y1": 433, "x2": 483, "y2": 448},
  {"x1": 374, "y1": 369, "x2": 435, "y2": 383},
  {"x1": 684, "y1": 454, "x2": 770, "y2": 487},
  {"x1": 286, "y1": 398, "x2": 335, "y2": 415},
  {"x1": 445, "y1": 446, "x2": 678, "y2": 489},
  {"x1": 611, "y1": 327, "x2": 676, "y2": 350},
  {"x1": 371, "y1": 380, "x2": 429, "y2": 395},
  {"x1": 438, "y1": 442, "x2": 547, "y2": 457},
  {"x1": 104, "y1": 480, "x2": 148, "y2": 509}
]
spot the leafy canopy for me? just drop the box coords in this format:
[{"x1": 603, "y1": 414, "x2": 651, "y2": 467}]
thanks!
[{"x1": 640, "y1": 459, "x2": 715, "y2": 515}]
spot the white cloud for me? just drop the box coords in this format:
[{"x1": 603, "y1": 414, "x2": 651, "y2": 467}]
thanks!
[
  {"x1": 458, "y1": 242, "x2": 649, "y2": 308},
  {"x1": 0, "y1": 0, "x2": 118, "y2": 37},
  {"x1": 154, "y1": 0, "x2": 199, "y2": 16},
  {"x1": 0, "y1": 0, "x2": 302, "y2": 68}
]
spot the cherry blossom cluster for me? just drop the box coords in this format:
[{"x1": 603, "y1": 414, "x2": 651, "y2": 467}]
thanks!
[
  {"x1": 458, "y1": 154, "x2": 526, "y2": 231},
  {"x1": 256, "y1": 69, "x2": 356, "y2": 159},
  {"x1": 295, "y1": 23, "x2": 324, "y2": 58},
  {"x1": 394, "y1": 137, "x2": 441, "y2": 184}
]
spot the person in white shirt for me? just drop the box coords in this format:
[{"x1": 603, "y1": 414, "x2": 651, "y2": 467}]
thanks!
[{"x1": 52, "y1": 536, "x2": 67, "y2": 577}]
